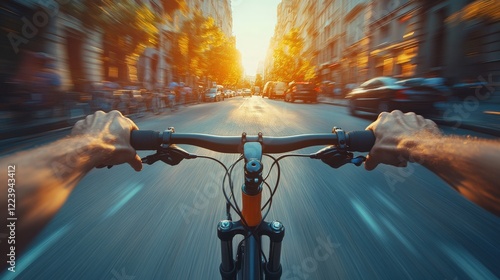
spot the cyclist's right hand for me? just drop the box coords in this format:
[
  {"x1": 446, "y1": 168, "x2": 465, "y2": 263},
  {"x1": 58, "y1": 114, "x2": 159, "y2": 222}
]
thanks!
[{"x1": 365, "y1": 110, "x2": 440, "y2": 171}]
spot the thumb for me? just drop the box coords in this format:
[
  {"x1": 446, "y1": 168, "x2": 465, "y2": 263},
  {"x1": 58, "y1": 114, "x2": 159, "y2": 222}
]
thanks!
[
  {"x1": 364, "y1": 155, "x2": 379, "y2": 171},
  {"x1": 128, "y1": 154, "x2": 143, "y2": 171}
]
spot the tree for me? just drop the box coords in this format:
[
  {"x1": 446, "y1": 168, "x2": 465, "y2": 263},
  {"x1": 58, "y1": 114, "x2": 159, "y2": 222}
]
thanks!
[
  {"x1": 160, "y1": 0, "x2": 188, "y2": 16},
  {"x1": 172, "y1": 12, "x2": 222, "y2": 82},
  {"x1": 270, "y1": 28, "x2": 316, "y2": 82},
  {"x1": 208, "y1": 37, "x2": 243, "y2": 85},
  {"x1": 172, "y1": 12, "x2": 242, "y2": 86},
  {"x1": 255, "y1": 74, "x2": 263, "y2": 89},
  {"x1": 61, "y1": 0, "x2": 161, "y2": 56}
]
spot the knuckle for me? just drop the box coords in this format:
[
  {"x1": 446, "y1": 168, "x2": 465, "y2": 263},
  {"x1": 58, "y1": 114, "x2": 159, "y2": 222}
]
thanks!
[
  {"x1": 109, "y1": 110, "x2": 123, "y2": 117},
  {"x1": 391, "y1": 110, "x2": 403, "y2": 116},
  {"x1": 378, "y1": 111, "x2": 389, "y2": 119}
]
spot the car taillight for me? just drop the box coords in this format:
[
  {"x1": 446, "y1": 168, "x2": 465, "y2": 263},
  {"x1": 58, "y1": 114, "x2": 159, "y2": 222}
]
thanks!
[{"x1": 395, "y1": 90, "x2": 409, "y2": 100}]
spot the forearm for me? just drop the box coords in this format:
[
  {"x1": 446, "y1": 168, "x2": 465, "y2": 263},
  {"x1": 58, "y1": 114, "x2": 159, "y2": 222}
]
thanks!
[
  {"x1": 0, "y1": 136, "x2": 107, "y2": 256},
  {"x1": 400, "y1": 132, "x2": 500, "y2": 216}
]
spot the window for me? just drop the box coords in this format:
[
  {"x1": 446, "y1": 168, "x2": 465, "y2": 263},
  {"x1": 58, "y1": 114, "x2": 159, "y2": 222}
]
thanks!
[{"x1": 380, "y1": 24, "x2": 390, "y2": 44}]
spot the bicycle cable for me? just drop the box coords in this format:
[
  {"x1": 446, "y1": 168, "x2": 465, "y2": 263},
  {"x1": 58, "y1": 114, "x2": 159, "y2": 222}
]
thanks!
[{"x1": 197, "y1": 152, "x2": 312, "y2": 267}]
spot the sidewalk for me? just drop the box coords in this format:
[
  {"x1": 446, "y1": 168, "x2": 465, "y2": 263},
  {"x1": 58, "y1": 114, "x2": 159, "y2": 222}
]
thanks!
[
  {"x1": 0, "y1": 99, "x2": 202, "y2": 142},
  {"x1": 317, "y1": 95, "x2": 500, "y2": 137}
]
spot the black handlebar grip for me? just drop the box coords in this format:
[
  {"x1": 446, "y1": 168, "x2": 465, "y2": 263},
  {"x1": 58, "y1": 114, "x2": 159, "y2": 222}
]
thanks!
[
  {"x1": 130, "y1": 130, "x2": 161, "y2": 150},
  {"x1": 347, "y1": 130, "x2": 375, "y2": 152}
]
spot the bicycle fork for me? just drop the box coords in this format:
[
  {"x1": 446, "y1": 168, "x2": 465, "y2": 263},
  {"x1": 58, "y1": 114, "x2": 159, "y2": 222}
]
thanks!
[
  {"x1": 218, "y1": 220, "x2": 284, "y2": 280},
  {"x1": 218, "y1": 138, "x2": 285, "y2": 279}
]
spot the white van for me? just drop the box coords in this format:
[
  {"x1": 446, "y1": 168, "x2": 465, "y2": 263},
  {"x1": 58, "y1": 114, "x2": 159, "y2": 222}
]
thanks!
[{"x1": 263, "y1": 81, "x2": 287, "y2": 99}]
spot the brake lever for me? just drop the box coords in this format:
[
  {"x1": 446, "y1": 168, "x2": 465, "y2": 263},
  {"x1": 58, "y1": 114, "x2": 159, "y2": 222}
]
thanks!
[
  {"x1": 141, "y1": 144, "x2": 197, "y2": 166},
  {"x1": 310, "y1": 146, "x2": 366, "y2": 168}
]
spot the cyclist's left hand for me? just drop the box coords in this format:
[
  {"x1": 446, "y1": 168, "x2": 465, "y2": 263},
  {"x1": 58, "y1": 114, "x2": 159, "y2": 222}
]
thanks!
[{"x1": 71, "y1": 110, "x2": 143, "y2": 171}]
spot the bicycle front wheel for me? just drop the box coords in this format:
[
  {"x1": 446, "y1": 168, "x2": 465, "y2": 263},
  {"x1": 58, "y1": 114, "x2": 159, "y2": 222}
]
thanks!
[{"x1": 238, "y1": 235, "x2": 263, "y2": 280}]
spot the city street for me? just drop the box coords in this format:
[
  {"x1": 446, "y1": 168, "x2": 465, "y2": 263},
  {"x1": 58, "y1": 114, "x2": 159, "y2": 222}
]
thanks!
[{"x1": 2, "y1": 97, "x2": 499, "y2": 280}]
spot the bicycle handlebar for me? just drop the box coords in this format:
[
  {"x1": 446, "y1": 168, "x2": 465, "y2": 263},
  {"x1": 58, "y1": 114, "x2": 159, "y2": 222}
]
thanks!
[{"x1": 130, "y1": 129, "x2": 375, "y2": 153}]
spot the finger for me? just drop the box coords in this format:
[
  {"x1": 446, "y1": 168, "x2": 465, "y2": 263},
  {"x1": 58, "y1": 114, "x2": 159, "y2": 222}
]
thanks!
[
  {"x1": 375, "y1": 111, "x2": 389, "y2": 122},
  {"x1": 128, "y1": 154, "x2": 143, "y2": 172},
  {"x1": 125, "y1": 117, "x2": 139, "y2": 131},
  {"x1": 415, "y1": 114, "x2": 426, "y2": 126},
  {"x1": 364, "y1": 155, "x2": 379, "y2": 171},
  {"x1": 425, "y1": 119, "x2": 439, "y2": 132},
  {"x1": 71, "y1": 120, "x2": 84, "y2": 134},
  {"x1": 391, "y1": 110, "x2": 404, "y2": 116},
  {"x1": 84, "y1": 111, "x2": 99, "y2": 125}
]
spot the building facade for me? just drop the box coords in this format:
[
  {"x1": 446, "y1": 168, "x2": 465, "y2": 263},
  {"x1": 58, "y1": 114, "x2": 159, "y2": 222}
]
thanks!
[
  {"x1": 368, "y1": 0, "x2": 421, "y2": 79},
  {"x1": 2, "y1": 0, "x2": 233, "y2": 92},
  {"x1": 269, "y1": 0, "x2": 499, "y2": 97}
]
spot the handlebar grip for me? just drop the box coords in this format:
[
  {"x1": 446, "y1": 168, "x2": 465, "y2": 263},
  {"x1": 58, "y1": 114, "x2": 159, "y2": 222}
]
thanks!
[
  {"x1": 347, "y1": 130, "x2": 375, "y2": 152},
  {"x1": 130, "y1": 130, "x2": 161, "y2": 150}
]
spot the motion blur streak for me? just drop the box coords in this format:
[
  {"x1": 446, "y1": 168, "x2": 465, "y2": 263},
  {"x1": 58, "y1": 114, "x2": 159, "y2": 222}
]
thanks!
[
  {"x1": 0, "y1": 224, "x2": 71, "y2": 280},
  {"x1": 372, "y1": 189, "x2": 402, "y2": 216},
  {"x1": 102, "y1": 183, "x2": 144, "y2": 220},
  {"x1": 440, "y1": 243, "x2": 498, "y2": 280},
  {"x1": 380, "y1": 217, "x2": 419, "y2": 256},
  {"x1": 351, "y1": 199, "x2": 385, "y2": 240}
]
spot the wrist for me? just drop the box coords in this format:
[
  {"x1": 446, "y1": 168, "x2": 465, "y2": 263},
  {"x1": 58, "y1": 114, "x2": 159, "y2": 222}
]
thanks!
[
  {"x1": 69, "y1": 135, "x2": 111, "y2": 170},
  {"x1": 397, "y1": 131, "x2": 438, "y2": 163}
]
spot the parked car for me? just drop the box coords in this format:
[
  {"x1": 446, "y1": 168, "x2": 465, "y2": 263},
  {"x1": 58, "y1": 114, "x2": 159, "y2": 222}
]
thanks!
[
  {"x1": 345, "y1": 77, "x2": 445, "y2": 115},
  {"x1": 284, "y1": 81, "x2": 318, "y2": 103},
  {"x1": 205, "y1": 87, "x2": 223, "y2": 102},
  {"x1": 262, "y1": 81, "x2": 287, "y2": 99}
]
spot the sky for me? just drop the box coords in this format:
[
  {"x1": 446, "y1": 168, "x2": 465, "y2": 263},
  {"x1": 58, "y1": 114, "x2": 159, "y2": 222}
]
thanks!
[{"x1": 231, "y1": 0, "x2": 282, "y2": 76}]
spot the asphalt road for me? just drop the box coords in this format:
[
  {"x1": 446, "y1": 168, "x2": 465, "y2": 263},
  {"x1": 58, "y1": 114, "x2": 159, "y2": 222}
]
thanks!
[{"x1": 1, "y1": 97, "x2": 499, "y2": 280}]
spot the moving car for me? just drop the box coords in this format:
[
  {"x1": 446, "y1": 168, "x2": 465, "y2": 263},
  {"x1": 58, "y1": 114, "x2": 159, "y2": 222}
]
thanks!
[
  {"x1": 242, "y1": 88, "x2": 252, "y2": 97},
  {"x1": 284, "y1": 82, "x2": 318, "y2": 103},
  {"x1": 345, "y1": 77, "x2": 445, "y2": 115},
  {"x1": 262, "y1": 81, "x2": 287, "y2": 99},
  {"x1": 396, "y1": 77, "x2": 452, "y2": 96}
]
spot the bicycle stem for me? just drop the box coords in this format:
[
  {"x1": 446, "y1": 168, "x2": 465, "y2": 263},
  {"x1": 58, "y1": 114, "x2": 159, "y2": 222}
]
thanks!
[
  {"x1": 241, "y1": 141, "x2": 264, "y2": 227},
  {"x1": 218, "y1": 136, "x2": 284, "y2": 279}
]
